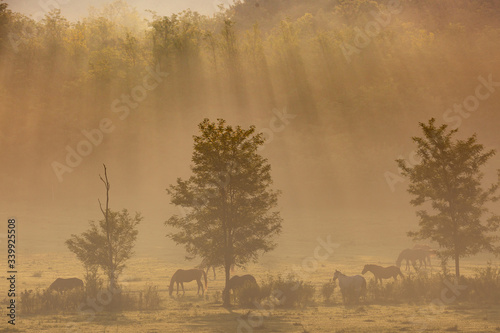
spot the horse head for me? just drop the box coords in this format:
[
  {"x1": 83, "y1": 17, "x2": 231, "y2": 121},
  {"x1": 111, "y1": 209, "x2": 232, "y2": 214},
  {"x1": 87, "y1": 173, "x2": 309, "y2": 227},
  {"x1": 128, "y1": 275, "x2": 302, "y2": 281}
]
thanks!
[
  {"x1": 168, "y1": 284, "x2": 173, "y2": 296},
  {"x1": 361, "y1": 265, "x2": 369, "y2": 275},
  {"x1": 332, "y1": 270, "x2": 341, "y2": 282}
]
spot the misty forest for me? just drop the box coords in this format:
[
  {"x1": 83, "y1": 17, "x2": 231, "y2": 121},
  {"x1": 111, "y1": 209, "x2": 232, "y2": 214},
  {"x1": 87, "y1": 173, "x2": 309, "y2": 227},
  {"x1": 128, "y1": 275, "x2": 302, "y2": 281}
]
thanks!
[{"x1": 1, "y1": 0, "x2": 500, "y2": 332}]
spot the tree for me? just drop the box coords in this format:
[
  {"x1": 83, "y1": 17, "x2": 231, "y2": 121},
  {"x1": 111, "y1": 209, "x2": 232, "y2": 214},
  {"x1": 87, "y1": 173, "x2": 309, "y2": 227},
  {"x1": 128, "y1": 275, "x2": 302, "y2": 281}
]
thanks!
[
  {"x1": 66, "y1": 165, "x2": 142, "y2": 291},
  {"x1": 397, "y1": 119, "x2": 500, "y2": 278},
  {"x1": 166, "y1": 119, "x2": 282, "y2": 306}
]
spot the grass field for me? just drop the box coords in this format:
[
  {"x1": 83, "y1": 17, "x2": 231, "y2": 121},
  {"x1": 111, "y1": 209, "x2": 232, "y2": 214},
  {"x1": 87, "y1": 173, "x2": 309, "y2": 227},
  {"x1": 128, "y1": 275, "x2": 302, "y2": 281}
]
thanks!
[{"x1": 2, "y1": 246, "x2": 499, "y2": 333}]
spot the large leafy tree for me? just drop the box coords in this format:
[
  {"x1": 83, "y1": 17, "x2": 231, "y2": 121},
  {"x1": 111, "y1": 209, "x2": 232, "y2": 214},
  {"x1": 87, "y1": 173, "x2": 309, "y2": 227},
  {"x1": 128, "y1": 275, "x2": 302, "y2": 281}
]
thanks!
[
  {"x1": 166, "y1": 118, "x2": 282, "y2": 306},
  {"x1": 398, "y1": 119, "x2": 500, "y2": 278}
]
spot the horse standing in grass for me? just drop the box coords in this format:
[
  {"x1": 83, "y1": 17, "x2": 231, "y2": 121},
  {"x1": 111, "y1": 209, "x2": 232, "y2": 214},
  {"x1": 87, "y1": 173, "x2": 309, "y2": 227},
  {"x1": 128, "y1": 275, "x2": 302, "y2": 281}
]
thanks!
[
  {"x1": 196, "y1": 258, "x2": 217, "y2": 280},
  {"x1": 196, "y1": 258, "x2": 236, "y2": 280},
  {"x1": 361, "y1": 265, "x2": 404, "y2": 284},
  {"x1": 413, "y1": 244, "x2": 436, "y2": 266},
  {"x1": 169, "y1": 269, "x2": 207, "y2": 296},
  {"x1": 396, "y1": 248, "x2": 431, "y2": 271},
  {"x1": 333, "y1": 270, "x2": 366, "y2": 304}
]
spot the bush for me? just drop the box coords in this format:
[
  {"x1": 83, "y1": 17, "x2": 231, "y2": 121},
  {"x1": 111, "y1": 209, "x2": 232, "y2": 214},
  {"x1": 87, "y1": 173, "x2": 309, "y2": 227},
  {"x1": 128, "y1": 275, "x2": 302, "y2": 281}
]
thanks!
[
  {"x1": 260, "y1": 274, "x2": 315, "y2": 308},
  {"x1": 321, "y1": 281, "x2": 336, "y2": 304},
  {"x1": 141, "y1": 285, "x2": 161, "y2": 310},
  {"x1": 234, "y1": 282, "x2": 262, "y2": 307},
  {"x1": 466, "y1": 264, "x2": 500, "y2": 304},
  {"x1": 20, "y1": 288, "x2": 85, "y2": 315}
]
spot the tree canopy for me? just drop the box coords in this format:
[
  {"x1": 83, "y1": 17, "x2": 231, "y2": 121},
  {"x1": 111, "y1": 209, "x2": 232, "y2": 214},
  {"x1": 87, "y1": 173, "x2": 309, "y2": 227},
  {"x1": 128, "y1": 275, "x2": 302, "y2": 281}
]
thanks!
[
  {"x1": 398, "y1": 119, "x2": 500, "y2": 277},
  {"x1": 166, "y1": 118, "x2": 282, "y2": 306}
]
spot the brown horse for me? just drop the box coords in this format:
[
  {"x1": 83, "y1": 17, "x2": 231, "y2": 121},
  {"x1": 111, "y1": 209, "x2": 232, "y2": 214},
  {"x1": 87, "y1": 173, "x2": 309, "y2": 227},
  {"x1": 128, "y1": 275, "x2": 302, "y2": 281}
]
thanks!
[
  {"x1": 413, "y1": 244, "x2": 436, "y2": 266},
  {"x1": 196, "y1": 258, "x2": 217, "y2": 280},
  {"x1": 396, "y1": 248, "x2": 431, "y2": 271},
  {"x1": 223, "y1": 275, "x2": 259, "y2": 303},
  {"x1": 169, "y1": 269, "x2": 207, "y2": 296},
  {"x1": 361, "y1": 265, "x2": 404, "y2": 283},
  {"x1": 48, "y1": 278, "x2": 84, "y2": 293},
  {"x1": 196, "y1": 258, "x2": 236, "y2": 281}
]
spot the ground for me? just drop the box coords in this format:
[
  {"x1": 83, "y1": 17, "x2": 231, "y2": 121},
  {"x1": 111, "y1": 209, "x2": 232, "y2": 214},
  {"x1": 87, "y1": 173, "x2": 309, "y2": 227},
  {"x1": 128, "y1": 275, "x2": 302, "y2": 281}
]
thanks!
[{"x1": 1, "y1": 248, "x2": 499, "y2": 333}]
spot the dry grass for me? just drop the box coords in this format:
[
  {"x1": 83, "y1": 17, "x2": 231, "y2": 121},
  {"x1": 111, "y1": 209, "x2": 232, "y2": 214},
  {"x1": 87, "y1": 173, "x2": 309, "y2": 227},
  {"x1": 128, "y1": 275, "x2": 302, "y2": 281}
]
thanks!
[{"x1": 0, "y1": 252, "x2": 498, "y2": 332}]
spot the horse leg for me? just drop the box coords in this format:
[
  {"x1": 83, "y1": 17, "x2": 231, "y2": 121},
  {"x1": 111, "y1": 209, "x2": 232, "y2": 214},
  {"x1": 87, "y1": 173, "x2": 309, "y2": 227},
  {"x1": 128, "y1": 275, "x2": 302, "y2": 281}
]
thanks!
[
  {"x1": 213, "y1": 267, "x2": 216, "y2": 280},
  {"x1": 176, "y1": 282, "x2": 179, "y2": 295},
  {"x1": 181, "y1": 282, "x2": 185, "y2": 295}
]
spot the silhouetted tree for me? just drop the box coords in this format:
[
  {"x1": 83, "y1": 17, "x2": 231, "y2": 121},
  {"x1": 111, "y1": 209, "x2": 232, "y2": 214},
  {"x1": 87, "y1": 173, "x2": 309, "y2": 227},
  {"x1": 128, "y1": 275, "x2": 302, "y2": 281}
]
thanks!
[
  {"x1": 66, "y1": 165, "x2": 142, "y2": 291},
  {"x1": 166, "y1": 119, "x2": 282, "y2": 306},
  {"x1": 398, "y1": 119, "x2": 500, "y2": 278}
]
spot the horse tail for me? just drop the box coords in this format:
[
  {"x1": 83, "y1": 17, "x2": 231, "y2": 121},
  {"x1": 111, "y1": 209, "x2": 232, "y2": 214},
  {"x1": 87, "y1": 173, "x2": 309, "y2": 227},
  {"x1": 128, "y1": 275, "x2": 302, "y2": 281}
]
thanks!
[
  {"x1": 397, "y1": 267, "x2": 404, "y2": 279},
  {"x1": 202, "y1": 269, "x2": 208, "y2": 291}
]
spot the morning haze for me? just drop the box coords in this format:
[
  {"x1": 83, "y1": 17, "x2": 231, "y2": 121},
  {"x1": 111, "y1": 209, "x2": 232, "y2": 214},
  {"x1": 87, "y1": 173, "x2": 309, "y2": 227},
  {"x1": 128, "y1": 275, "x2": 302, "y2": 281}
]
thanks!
[{"x1": 1, "y1": 0, "x2": 500, "y2": 331}]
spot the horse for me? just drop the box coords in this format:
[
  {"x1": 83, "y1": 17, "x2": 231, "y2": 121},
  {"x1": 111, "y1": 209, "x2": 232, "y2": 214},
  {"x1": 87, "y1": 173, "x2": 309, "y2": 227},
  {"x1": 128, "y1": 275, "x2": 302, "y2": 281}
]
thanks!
[
  {"x1": 48, "y1": 278, "x2": 84, "y2": 293},
  {"x1": 332, "y1": 270, "x2": 366, "y2": 304},
  {"x1": 169, "y1": 269, "x2": 207, "y2": 296},
  {"x1": 196, "y1": 258, "x2": 236, "y2": 281},
  {"x1": 196, "y1": 258, "x2": 217, "y2": 280},
  {"x1": 223, "y1": 275, "x2": 259, "y2": 303},
  {"x1": 413, "y1": 244, "x2": 436, "y2": 266},
  {"x1": 396, "y1": 248, "x2": 431, "y2": 271},
  {"x1": 361, "y1": 265, "x2": 404, "y2": 284}
]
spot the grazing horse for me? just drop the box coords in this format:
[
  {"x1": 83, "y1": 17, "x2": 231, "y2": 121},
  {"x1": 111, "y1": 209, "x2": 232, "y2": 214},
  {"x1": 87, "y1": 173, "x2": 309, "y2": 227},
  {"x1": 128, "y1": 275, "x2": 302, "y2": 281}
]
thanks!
[
  {"x1": 223, "y1": 275, "x2": 259, "y2": 303},
  {"x1": 48, "y1": 278, "x2": 84, "y2": 293},
  {"x1": 333, "y1": 270, "x2": 366, "y2": 304},
  {"x1": 196, "y1": 258, "x2": 236, "y2": 281},
  {"x1": 413, "y1": 244, "x2": 435, "y2": 266},
  {"x1": 361, "y1": 265, "x2": 404, "y2": 284},
  {"x1": 396, "y1": 248, "x2": 431, "y2": 271},
  {"x1": 169, "y1": 269, "x2": 207, "y2": 296},
  {"x1": 196, "y1": 258, "x2": 217, "y2": 280}
]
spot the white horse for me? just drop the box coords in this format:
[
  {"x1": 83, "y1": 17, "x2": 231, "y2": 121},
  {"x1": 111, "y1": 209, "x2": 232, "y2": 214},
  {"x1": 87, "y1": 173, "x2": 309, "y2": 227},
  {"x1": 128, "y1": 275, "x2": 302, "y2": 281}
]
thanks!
[{"x1": 333, "y1": 270, "x2": 366, "y2": 304}]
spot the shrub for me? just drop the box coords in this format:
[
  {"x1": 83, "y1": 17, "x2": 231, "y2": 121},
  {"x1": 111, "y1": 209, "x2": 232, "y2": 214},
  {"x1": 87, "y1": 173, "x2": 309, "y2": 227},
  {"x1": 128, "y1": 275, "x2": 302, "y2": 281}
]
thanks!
[
  {"x1": 234, "y1": 282, "x2": 262, "y2": 307},
  {"x1": 19, "y1": 288, "x2": 85, "y2": 315},
  {"x1": 142, "y1": 285, "x2": 161, "y2": 310},
  {"x1": 260, "y1": 274, "x2": 315, "y2": 308},
  {"x1": 321, "y1": 281, "x2": 336, "y2": 304},
  {"x1": 467, "y1": 264, "x2": 500, "y2": 304}
]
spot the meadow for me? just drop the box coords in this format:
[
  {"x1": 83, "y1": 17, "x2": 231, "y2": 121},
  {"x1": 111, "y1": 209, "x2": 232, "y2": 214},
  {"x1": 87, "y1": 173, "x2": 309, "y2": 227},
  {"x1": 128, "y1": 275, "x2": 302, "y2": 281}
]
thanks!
[{"x1": 3, "y1": 245, "x2": 499, "y2": 333}]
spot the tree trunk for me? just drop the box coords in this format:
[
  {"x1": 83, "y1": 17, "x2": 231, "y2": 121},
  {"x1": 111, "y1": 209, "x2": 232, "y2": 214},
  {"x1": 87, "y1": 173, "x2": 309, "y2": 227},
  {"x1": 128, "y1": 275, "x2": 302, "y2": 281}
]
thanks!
[
  {"x1": 99, "y1": 164, "x2": 115, "y2": 291},
  {"x1": 223, "y1": 257, "x2": 231, "y2": 307},
  {"x1": 454, "y1": 251, "x2": 460, "y2": 278}
]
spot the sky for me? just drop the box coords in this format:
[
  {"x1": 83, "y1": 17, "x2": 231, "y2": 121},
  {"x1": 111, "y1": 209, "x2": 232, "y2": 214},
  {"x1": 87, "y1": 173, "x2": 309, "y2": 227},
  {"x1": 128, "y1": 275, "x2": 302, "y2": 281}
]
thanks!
[{"x1": 6, "y1": 0, "x2": 233, "y2": 20}]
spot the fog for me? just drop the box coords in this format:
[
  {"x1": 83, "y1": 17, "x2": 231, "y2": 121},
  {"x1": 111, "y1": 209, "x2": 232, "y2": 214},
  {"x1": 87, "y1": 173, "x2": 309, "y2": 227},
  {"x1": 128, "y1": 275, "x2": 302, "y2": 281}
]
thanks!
[{"x1": 2, "y1": 0, "x2": 500, "y2": 262}]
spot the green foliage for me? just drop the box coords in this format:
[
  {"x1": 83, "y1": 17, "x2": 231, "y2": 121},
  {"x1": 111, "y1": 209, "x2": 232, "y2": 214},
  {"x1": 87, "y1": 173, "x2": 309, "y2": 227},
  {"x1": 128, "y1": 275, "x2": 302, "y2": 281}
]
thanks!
[
  {"x1": 66, "y1": 209, "x2": 142, "y2": 286},
  {"x1": 398, "y1": 119, "x2": 500, "y2": 277},
  {"x1": 3, "y1": 0, "x2": 500, "y2": 218},
  {"x1": 166, "y1": 119, "x2": 282, "y2": 306}
]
